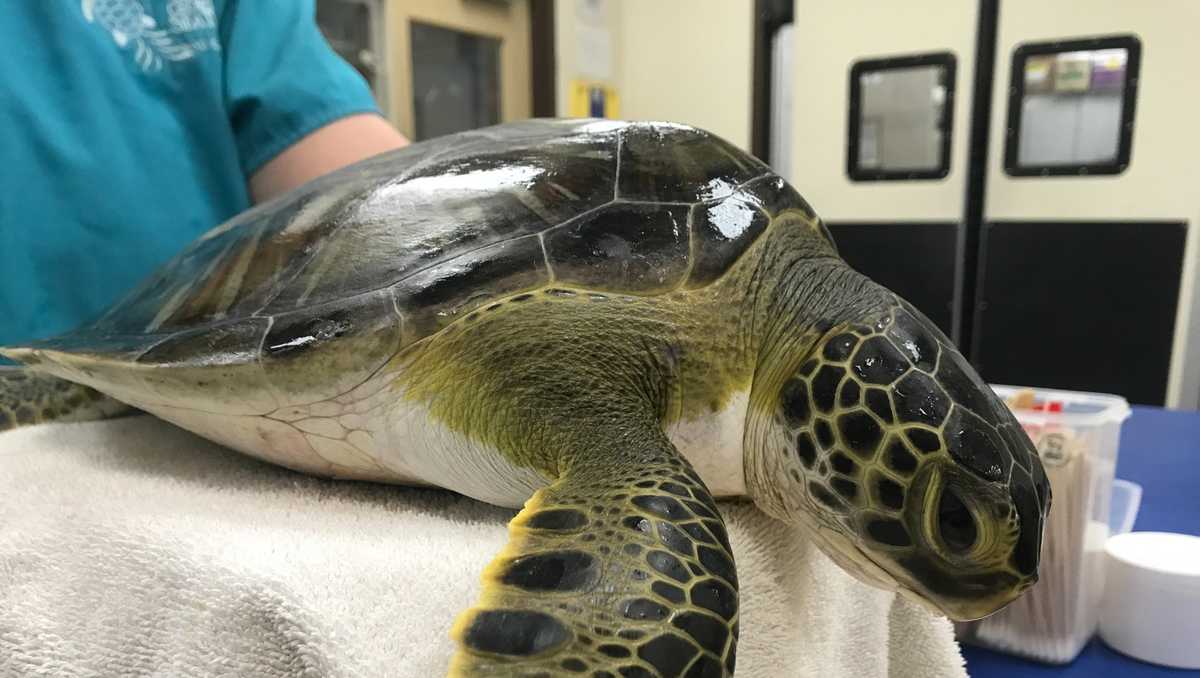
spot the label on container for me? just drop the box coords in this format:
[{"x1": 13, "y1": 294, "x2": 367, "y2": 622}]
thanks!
[{"x1": 1037, "y1": 431, "x2": 1070, "y2": 467}]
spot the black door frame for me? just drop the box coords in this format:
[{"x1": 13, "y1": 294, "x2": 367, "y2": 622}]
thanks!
[
  {"x1": 958, "y1": 0, "x2": 1000, "y2": 357},
  {"x1": 751, "y1": 0, "x2": 795, "y2": 162}
]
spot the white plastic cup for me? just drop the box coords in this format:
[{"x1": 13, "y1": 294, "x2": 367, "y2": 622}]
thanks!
[{"x1": 1099, "y1": 531, "x2": 1200, "y2": 669}]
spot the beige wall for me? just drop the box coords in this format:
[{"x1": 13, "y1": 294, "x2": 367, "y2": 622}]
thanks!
[
  {"x1": 553, "y1": 0, "x2": 620, "y2": 121},
  {"x1": 986, "y1": 0, "x2": 1200, "y2": 407},
  {"x1": 786, "y1": 0, "x2": 978, "y2": 222},
  {"x1": 554, "y1": 0, "x2": 754, "y2": 151}
]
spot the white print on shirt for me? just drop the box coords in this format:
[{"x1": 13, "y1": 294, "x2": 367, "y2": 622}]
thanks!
[{"x1": 81, "y1": 0, "x2": 220, "y2": 72}]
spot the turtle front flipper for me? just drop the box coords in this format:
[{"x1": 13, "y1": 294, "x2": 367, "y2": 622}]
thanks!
[
  {"x1": 0, "y1": 366, "x2": 132, "y2": 432},
  {"x1": 449, "y1": 433, "x2": 738, "y2": 678}
]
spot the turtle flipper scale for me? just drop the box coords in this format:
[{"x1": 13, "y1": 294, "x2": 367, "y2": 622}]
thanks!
[
  {"x1": 0, "y1": 366, "x2": 131, "y2": 432},
  {"x1": 449, "y1": 435, "x2": 738, "y2": 678}
]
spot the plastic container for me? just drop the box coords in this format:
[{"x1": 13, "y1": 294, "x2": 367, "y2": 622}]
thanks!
[
  {"x1": 955, "y1": 385, "x2": 1132, "y2": 664},
  {"x1": 1107, "y1": 479, "x2": 1142, "y2": 537}
]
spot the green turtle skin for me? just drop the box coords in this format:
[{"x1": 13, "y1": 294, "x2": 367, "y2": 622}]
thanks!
[
  {"x1": 0, "y1": 119, "x2": 1050, "y2": 677},
  {"x1": 0, "y1": 367, "x2": 130, "y2": 429}
]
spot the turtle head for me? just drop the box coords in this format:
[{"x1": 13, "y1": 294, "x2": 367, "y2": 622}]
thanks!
[{"x1": 748, "y1": 295, "x2": 1051, "y2": 621}]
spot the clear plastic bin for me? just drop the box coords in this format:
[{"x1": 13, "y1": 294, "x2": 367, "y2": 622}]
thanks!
[{"x1": 954, "y1": 384, "x2": 1131, "y2": 664}]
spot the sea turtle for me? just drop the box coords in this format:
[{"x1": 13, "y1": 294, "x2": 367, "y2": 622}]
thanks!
[{"x1": 0, "y1": 119, "x2": 1050, "y2": 677}]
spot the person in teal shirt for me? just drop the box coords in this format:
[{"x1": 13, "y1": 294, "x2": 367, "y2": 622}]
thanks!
[{"x1": 1, "y1": 0, "x2": 408, "y2": 348}]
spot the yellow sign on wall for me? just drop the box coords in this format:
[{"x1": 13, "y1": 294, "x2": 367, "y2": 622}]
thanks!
[{"x1": 569, "y1": 80, "x2": 620, "y2": 118}]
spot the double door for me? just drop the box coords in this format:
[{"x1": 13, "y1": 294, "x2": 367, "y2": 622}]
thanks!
[{"x1": 778, "y1": 0, "x2": 1199, "y2": 407}]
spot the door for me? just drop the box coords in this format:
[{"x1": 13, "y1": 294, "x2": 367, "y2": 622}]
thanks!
[
  {"x1": 385, "y1": 0, "x2": 532, "y2": 141},
  {"x1": 975, "y1": 0, "x2": 1199, "y2": 407},
  {"x1": 777, "y1": 1, "x2": 1199, "y2": 407},
  {"x1": 782, "y1": 0, "x2": 980, "y2": 339}
]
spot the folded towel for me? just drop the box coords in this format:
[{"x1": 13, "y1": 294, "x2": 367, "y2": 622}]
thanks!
[{"x1": 0, "y1": 416, "x2": 966, "y2": 677}]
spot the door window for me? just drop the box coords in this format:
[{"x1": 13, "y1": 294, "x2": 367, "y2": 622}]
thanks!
[
  {"x1": 847, "y1": 52, "x2": 957, "y2": 180},
  {"x1": 1004, "y1": 35, "x2": 1141, "y2": 176}
]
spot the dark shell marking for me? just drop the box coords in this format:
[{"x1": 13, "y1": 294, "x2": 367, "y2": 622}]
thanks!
[
  {"x1": 464, "y1": 609, "x2": 571, "y2": 657},
  {"x1": 459, "y1": 455, "x2": 738, "y2": 675}
]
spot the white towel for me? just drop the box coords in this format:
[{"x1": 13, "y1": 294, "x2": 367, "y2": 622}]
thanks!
[{"x1": 0, "y1": 416, "x2": 966, "y2": 677}]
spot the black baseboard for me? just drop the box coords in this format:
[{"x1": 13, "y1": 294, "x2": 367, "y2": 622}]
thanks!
[
  {"x1": 826, "y1": 221, "x2": 959, "y2": 338},
  {"x1": 973, "y1": 220, "x2": 1187, "y2": 406}
]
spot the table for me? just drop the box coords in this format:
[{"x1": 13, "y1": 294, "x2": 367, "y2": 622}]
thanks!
[{"x1": 963, "y1": 405, "x2": 1200, "y2": 676}]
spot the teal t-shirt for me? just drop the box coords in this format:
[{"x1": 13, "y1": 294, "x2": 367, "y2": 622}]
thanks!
[{"x1": 0, "y1": 0, "x2": 380, "y2": 346}]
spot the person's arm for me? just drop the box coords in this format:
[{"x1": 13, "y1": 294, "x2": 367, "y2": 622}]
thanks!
[
  {"x1": 220, "y1": 0, "x2": 408, "y2": 205},
  {"x1": 248, "y1": 113, "x2": 409, "y2": 203}
]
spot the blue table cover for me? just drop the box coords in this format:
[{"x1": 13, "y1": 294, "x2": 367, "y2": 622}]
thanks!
[{"x1": 963, "y1": 405, "x2": 1200, "y2": 676}]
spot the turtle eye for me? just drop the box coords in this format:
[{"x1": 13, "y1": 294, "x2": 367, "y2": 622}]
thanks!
[{"x1": 937, "y1": 488, "x2": 977, "y2": 553}]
